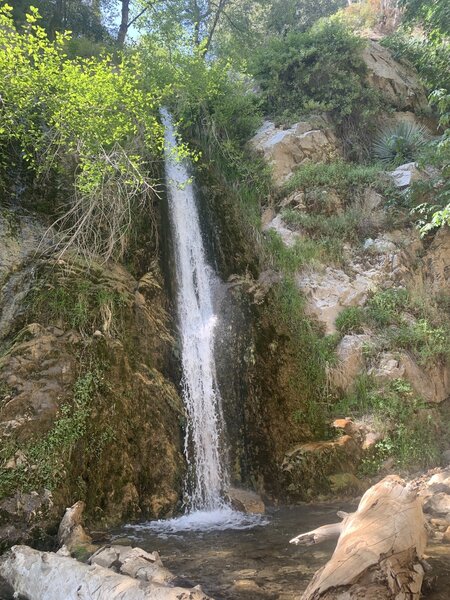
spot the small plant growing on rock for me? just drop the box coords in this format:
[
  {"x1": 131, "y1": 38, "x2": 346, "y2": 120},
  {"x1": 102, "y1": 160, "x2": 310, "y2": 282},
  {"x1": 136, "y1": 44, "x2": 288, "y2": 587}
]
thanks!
[
  {"x1": 372, "y1": 121, "x2": 427, "y2": 167},
  {"x1": 335, "y1": 306, "x2": 365, "y2": 334}
]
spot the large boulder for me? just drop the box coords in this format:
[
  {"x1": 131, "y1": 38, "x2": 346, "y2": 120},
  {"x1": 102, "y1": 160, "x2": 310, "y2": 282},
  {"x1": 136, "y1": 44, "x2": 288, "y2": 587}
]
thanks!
[
  {"x1": 363, "y1": 41, "x2": 428, "y2": 111},
  {"x1": 370, "y1": 351, "x2": 450, "y2": 404},
  {"x1": 251, "y1": 119, "x2": 340, "y2": 184},
  {"x1": 328, "y1": 335, "x2": 370, "y2": 392}
]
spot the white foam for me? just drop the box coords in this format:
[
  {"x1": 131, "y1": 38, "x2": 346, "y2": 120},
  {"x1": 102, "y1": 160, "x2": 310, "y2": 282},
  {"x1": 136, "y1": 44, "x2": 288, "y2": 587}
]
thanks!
[{"x1": 127, "y1": 507, "x2": 269, "y2": 534}]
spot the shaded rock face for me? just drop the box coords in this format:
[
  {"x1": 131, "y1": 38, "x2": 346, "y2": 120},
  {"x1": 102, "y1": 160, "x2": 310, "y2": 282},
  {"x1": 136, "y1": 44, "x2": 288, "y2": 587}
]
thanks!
[
  {"x1": 0, "y1": 490, "x2": 56, "y2": 550},
  {"x1": 251, "y1": 119, "x2": 340, "y2": 183},
  {"x1": 282, "y1": 435, "x2": 362, "y2": 500},
  {"x1": 421, "y1": 227, "x2": 450, "y2": 296},
  {"x1": 362, "y1": 40, "x2": 428, "y2": 111},
  {"x1": 0, "y1": 209, "x2": 185, "y2": 548}
]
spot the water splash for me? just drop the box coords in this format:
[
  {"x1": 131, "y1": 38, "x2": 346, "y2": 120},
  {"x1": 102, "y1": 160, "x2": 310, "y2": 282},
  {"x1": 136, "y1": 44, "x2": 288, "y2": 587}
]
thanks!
[{"x1": 129, "y1": 506, "x2": 268, "y2": 534}]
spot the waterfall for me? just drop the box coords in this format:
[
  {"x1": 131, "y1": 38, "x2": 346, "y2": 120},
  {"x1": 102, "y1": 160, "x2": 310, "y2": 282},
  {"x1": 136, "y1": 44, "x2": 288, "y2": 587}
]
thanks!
[
  {"x1": 131, "y1": 110, "x2": 267, "y2": 532},
  {"x1": 161, "y1": 108, "x2": 227, "y2": 512}
]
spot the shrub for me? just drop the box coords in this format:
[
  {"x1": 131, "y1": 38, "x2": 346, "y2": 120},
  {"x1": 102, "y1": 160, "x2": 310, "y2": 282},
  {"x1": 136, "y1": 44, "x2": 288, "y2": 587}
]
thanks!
[
  {"x1": 336, "y1": 376, "x2": 440, "y2": 470},
  {"x1": 251, "y1": 20, "x2": 381, "y2": 125},
  {"x1": 382, "y1": 32, "x2": 450, "y2": 93},
  {"x1": 283, "y1": 161, "x2": 382, "y2": 196},
  {"x1": 264, "y1": 230, "x2": 328, "y2": 272},
  {"x1": 0, "y1": 5, "x2": 162, "y2": 261},
  {"x1": 366, "y1": 288, "x2": 410, "y2": 327},
  {"x1": 373, "y1": 121, "x2": 428, "y2": 166}
]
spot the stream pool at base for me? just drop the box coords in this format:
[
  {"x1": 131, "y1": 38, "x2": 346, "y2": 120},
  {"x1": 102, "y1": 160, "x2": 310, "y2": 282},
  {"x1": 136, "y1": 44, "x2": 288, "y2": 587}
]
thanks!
[{"x1": 109, "y1": 503, "x2": 450, "y2": 600}]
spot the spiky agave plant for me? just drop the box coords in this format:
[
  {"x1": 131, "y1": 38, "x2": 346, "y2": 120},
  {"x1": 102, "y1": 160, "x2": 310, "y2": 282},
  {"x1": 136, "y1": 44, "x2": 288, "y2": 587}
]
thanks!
[{"x1": 373, "y1": 121, "x2": 428, "y2": 167}]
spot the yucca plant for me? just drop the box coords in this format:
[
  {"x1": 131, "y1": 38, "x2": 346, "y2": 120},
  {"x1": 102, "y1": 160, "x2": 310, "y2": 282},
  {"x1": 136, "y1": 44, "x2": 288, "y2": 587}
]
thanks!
[{"x1": 373, "y1": 121, "x2": 428, "y2": 167}]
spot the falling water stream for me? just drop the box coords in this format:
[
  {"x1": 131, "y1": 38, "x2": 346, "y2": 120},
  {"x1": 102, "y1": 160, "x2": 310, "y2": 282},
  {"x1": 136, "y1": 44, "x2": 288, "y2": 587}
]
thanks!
[{"x1": 136, "y1": 109, "x2": 265, "y2": 532}]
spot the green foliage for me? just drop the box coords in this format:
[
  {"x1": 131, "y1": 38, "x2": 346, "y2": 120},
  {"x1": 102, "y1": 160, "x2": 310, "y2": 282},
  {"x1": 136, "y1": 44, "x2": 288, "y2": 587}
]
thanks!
[
  {"x1": 0, "y1": 369, "x2": 103, "y2": 497},
  {"x1": 279, "y1": 162, "x2": 390, "y2": 259},
  {"x1": 270, "y1": 277, "x2": 334, "y2": 435},
  {"x1": 417, "y1": 90, "x2": 450, "y2": 234},
  {"x1": 336, "y1": 376, "x2": 440, "y2": 470},
  {"x1": 251, "y1": 20, "x2": 381, "y2": 126},
  {"x1": 267, "y1": 0, "x2": 346, "y2": 35},
  {"x1": 264, "y1": 230, "x2": 336, "y2": 272},
  {"x1": 335, "y1": 307, "x2": 365, "y2": 335},
  {"x1": 373, "y1": 121, "x2": 428, "y2": 167},
  {"x1": 366, "y1": 288, "x2": 410, "y2": 327},
  {"x1": 11, "y1": 0, "x2": 110, "y2": 44},
  {"x1": 282, "y1": 206, "x2": 375, "y2": 248},
  {"x1": 399, "y1": 0, "x2": 450, "y2": 38},
  {"x1": 382, "y1": 32, "x2": 450, "y2": 93},
  {"x1": 284, "y1": 161, "x2": 383, "y2": 195},
  {"x1": 347, "y1": 288, "x2": 450, "y2": 366},
  {"x1": 0, "y1": 5, "x2": 162, "y2": 259},
  {"x1": 28, "y1": 273, "x2": 127, "y2": 334}
]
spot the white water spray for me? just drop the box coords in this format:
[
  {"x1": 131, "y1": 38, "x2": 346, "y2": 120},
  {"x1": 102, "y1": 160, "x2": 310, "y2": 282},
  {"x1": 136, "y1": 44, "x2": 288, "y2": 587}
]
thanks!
[{"x1": 161, "y1": 108, "x2": 227, "y2": 512}]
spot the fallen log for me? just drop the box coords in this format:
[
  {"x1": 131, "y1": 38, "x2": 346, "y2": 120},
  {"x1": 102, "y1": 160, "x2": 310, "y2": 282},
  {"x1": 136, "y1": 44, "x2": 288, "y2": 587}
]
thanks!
[
  {"x1": 0, "y1": 545, "x2": 212, "y2": 600},
  {"x1": 291, "y1": 475, "x2": 427, "y2": 600}
]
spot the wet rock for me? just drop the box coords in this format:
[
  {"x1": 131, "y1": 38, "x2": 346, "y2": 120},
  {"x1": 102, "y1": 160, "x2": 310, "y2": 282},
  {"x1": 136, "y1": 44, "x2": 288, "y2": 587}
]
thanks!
[
  {"x1": 362, "y1": 41, "x2": 428, "y2": 111},
  {"x1": 328, "y1": 473, "x2": 368, "y2": 495},
  {"x1": 251, "y1": 119, "x2": 340, "y2": 183},
  {"x1": 57, "y1": 501, "x2": 94, "y2": 554},
  {"x1": 0, "y1": 489, "x2": 56, "y2": 551},
  {"x1": 227, "y1": 487, "x2": 265, "y2": 514},
  {"x1": 89, "y1": 545, "x2": 175, "y2": 585},
  {"x1": 282, "y1": 435, "x2": 361, "y2": 500}
]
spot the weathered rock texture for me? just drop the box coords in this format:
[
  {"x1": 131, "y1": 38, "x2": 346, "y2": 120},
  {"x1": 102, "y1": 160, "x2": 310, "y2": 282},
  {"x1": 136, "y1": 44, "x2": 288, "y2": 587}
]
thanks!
[
  {"x1": 0, "y1": 208, "x2": 185, "y2": 547},
  {"x1": 251, "y1": 119, "x2": 340, "y2": 183},
  {"x1": 362, "y1": 41, "x2": 428, "y2": 111},
  {"x1": 0, "y1": 545, "x2": 212, "y2": 600},
  {"x1": 294, "y1": 476, "x2": 427, "y2": 600}
]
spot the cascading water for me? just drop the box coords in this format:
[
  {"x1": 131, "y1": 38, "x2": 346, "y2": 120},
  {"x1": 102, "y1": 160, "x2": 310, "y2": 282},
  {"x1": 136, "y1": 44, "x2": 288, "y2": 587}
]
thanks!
[
  {"x1": 161, "y1": 108, "x2": 226, "y2": 512},
  {"x1": 129, "y1": 110, "x2": 267, "y2": 533}
]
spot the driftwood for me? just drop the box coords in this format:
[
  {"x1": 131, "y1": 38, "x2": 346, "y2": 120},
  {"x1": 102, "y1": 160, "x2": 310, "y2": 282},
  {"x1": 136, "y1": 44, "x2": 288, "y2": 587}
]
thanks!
[
  {"x1": 57, "y1": 500, "x2": 94, "y2": 553},
  {"x1": 0, "y1": 545, "x2": 212, "y2": 600},
  {"x1": 291, "y1": 476, "x2": 427, "y2": 600}
]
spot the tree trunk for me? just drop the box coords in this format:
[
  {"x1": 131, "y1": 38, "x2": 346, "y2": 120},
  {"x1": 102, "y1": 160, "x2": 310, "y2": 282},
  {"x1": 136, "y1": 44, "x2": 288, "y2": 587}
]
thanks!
[
  {"x1": 0, "y1": 545, "x2": 212, "y2": 600},
  {"x1": 118, "y1": 0, "x2": 130, "y2": 47},
  {"x1": 293, "y1": 476, "x2": 427, "y2": 600}
]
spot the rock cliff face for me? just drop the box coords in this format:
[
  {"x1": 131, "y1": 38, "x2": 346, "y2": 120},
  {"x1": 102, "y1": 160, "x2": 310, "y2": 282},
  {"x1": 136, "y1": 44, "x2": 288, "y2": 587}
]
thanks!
[
  {"x1": 0, "y1": 206, "x2": 185, "y2": 549},
  {"x1": 362, "y1": 40, "x2": 429, "y2": 112},
  {"x1": 251, "y1": 118, "x2": 340, "y2": 183},
  {"x1": 246, "y1": 41, "x2": 450, "y2": 500}
]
